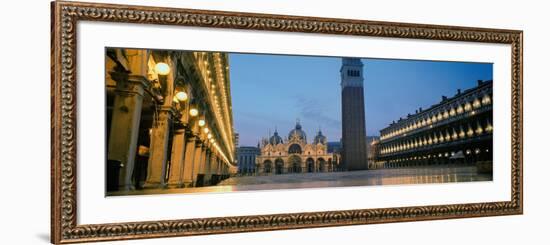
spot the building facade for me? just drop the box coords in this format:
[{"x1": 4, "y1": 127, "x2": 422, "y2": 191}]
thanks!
[
  {"x1": 375, "y1": 80, "x2": 493, "y2": 169},
  {"x1": 256, "y1": 122, "x2": 340, "y2": 174},
  {"x1": 340, "y1": 58, "x2": 369, "y2": 171},
  {"x1": 105, "y1": 48, "x2": 237, "y2": 191},
  {"x1": 366, "y1": 136, "x2": 380, "y2": 169},
  {"x1": 237, "y1": 146, "x2": 260, "y2": 174}
]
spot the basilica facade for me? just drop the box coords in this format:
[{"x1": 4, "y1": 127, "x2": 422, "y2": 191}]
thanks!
[{"x1": 256, "y1": 122, "x2": 340, "y2": 174}]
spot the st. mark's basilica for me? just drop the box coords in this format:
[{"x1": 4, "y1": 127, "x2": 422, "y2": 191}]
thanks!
[{"x1": 255, "y1": 121, "x2": 339, "y2": 174}]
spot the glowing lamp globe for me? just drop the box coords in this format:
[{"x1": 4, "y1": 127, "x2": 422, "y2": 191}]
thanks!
[
  {"x1": 175, "y1": 91, "x2": 188, "y2": 102},
  {"x1": 155, "y1": 62, "x2": 170, "y2": 75},
  {"x1": 189, "y1": 108, "x2": 199, "y2": 117},
  {"x1": 198, "y1": 119, "x2": 206, "y2": 127}
]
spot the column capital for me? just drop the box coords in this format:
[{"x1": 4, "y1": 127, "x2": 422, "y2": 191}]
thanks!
[
  {"x1": 173, "y1": 128, "x2": 186, "y2": 135},
  {"x1": 185, "y1": 133, "x2": 196, "y2": 142},
  {"x1": 157, "y1": 105, "x2": 177, "y2": 115},
  {"x1": 110, "y1": 72, "x2": 150, "y2": 96}
]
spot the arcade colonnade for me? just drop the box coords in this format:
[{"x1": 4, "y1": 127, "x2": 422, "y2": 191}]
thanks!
[
  {"x1": 373, "y1": 80, "x2": 493, "y2": 170},
  {"x1": 106, "y1": 48, "x2": 237, "y2": 191}
]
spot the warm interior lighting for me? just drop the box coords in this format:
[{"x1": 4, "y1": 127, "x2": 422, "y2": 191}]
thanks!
[
  {"x1": 172, "y1": 96, "x2": 179, "y2": 103},
  {"x1": 203, "y1": 127, "x2": 209, "y2": 134},
  {"x1": 189, "y1": 108, "x2": 199, "y2": 117},
  {"x1": 155, "y1": 62, "x2": 170, "y2": 75},
  {"x1": 198, "y1": 119, "x2": 206, "y2": 127},
  {"x1": 175, "y1": 91, "x2": 188, "y2": 102},
  {"x1": 207, "y1": 133, "x2": 212, "y2": 139}
]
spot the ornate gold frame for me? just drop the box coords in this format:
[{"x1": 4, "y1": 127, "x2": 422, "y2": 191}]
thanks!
[{"x1": 51, "y1": 0, "x2": 523, "y2": 243}]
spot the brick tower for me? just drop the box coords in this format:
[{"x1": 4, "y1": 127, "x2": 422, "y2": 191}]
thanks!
[{"x1": 340, "y1": 58, "x2": 368, "y2": 171}]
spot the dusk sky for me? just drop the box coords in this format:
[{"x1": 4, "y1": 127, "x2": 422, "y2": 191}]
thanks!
[{"x1": 229, "y1": 53, "x2": 492, "y2": 147}]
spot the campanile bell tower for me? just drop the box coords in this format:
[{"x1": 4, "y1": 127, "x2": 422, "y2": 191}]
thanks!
[{"x1": 340, "y1": 58, "x2": 368, "y2": 171}]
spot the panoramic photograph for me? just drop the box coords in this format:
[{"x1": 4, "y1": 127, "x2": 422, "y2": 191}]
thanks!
[{"x1": 105, "y1": 48, "x2": 493, "y2": 196}]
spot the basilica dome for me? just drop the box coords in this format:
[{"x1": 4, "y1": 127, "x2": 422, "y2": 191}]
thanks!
[
  {"x1": 288, "y1": 122, "x2": 307, "y2": 142},
  {"x1": 313, "y1": 130, "x2": 327, "y2": 144},
  {"x1": 269, "y1": 130, "x2": 283, "y2": 145}
]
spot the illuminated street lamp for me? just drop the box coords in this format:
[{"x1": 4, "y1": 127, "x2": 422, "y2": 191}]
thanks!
[
  {"x1": 155, "y1": 62, "x2": 170, "y2": 75},
  {"x1": 175, "y1": 91, "x2": 188, "y2": 102},
  {"x1": 207, "y1": 133, "x2": 212, "y2": 139},
  {"x1": 203, "y1": 127, "x2": 209, "y2": 134},
  {"x1": 198, "y1": 119, "x2": 206, "y2": 127},
  {"x1": 189, "y1": 108, "x2": 199, "y2": 117}
]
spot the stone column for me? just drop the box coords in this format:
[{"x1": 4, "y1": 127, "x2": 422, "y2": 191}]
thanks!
[
  {"x1": 217, "y1": 158, "x2": 222, "y2": 175},
  {"x1": 167, "y1": 128, "x2": 186, "y2": 188},
  {"x1": 197, "y1": 145, "x2": 208, "y2": 186},
  {"x1": 203, "y1": 150, "x2": 212, "y2": 186},
  {"x1": 107, "y1": 73, "x2": 148, "y2": 191},
  {"x1": 182, "y1": 135, "x2": 196, "y2": 187},
  {"x1": 221, "y1": 163, "x2": 226, "y2": 175},
  {"x1": 209, "y1": 155, "x2": 219, "y2": 185},
  {"x1": 144, "y1": 107, "x2": 173, "y2": 188},
  {"x1": 191, "y1": 141, "x2": 204, "y2": 186}
]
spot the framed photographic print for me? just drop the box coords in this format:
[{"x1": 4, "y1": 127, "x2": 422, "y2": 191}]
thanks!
[{"x1": 51, "y1": 0, "x2": 523, "y2": 243}]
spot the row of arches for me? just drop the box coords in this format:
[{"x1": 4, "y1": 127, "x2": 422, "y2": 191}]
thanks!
[
  {"x1": 381, "y1": 146, "x2": 492, "y2": 169},
  {"x1": 381, "y1": 89, "x2": 492, "y2": 141},
  {"x1": 380, "y1": 118, "x2": 492, "y2": 155},
  {"x1": 263, "y1": 143, "x2": 327, "y2": 156},
  {"x1": 260, "y1": 156, "x2": 333, "y2": 174}
]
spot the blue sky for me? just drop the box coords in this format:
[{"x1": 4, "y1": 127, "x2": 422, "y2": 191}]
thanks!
[{"x1": 229, "y1": 53, "x2": 492, "y2": 147}]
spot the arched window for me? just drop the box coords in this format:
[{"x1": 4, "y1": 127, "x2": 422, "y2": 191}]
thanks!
[{"x1": 288, "y1": 144, "x2": 302, "y2": 154}]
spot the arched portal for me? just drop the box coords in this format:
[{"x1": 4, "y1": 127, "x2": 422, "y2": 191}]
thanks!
[
  {"x1": 317, "y1": 158, "x2": 326, "y2": 172},
  {"x1": 288, "y1": 144, "x2": 302, "y2": 154},
  {"x1": 288, "y1": 155, "x2": 302, "y2": 173},
  {"x1": 306, "y1": 158, "x2": 315, "y2": 173},
  {"x1": 263, "y1": 160, "x2": 273, "y2": 173},
  {"x1": 275, "y1": 158, "x2": 284, "y2": 175}
]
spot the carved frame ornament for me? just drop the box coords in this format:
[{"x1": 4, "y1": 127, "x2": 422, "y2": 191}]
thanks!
[{"x1": 51, "y1": 1, "x2": 523, "y2": 243}]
